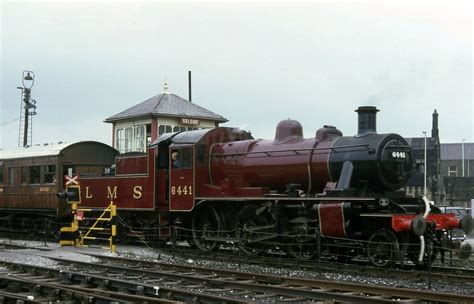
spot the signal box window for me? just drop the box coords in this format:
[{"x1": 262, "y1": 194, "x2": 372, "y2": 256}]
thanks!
[
  {"x1": 125, "y1": 127, "x2": 133, "y2": 152},
  {"x1": 134, "y1": 125, "x2": 145, "y2": 152},
  {"x1": 116, "y1": 125, "x2": 146, "y2": 153},
  {"x1": 159, "y1": 125, "x2": 172, "y2": 135},
  {"x1": 116, "y1": 129, "x2": 124, "y2": 152},
  {"x1": 448, "y1": 165, "x2": 457, "y2": 177},
  {"x1": 173, "y1": 126, "x2": 187, "y2": 132},
  {"x1": 29, "y1": 166, "x2": 41, "y2": 184}
]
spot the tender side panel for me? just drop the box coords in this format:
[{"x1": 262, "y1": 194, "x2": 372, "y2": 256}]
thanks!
[
  {"x1": 116, "y1": 156, "x2": 147, "y2": 175},
  {"x1": 80, "y1": 176, "x2": 154, "y2": 209},
  {"x1": 79, "y1": 147, "x2": 156, "y2": 209}
]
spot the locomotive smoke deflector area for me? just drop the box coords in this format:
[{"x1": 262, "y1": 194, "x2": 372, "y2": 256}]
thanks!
[{"x1": 356, "y1": 106, "x2": 379, "y2": 137}]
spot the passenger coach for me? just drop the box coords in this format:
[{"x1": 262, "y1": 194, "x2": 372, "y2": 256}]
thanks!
[{"x1": 0, "y1": 141, "x2": 118, "y2": 217}]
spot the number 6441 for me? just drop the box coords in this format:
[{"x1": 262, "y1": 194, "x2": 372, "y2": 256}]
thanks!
[{"x1": 171, "y1": 185, "x2": 192, "y2": 196}]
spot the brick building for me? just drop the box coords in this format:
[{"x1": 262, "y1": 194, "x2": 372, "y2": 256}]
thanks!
[
  {"x1": 405, "y1": 109, "x2": 473, "y2": 207},
  {"x1": 440, "y1": 142, "x2": 474, "y2": 207}
]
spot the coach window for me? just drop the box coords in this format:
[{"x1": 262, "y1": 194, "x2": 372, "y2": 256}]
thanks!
[
  {"x1": 29, "y1": 166, "x2": 41, "y2": 184},
  {"x1": 43, "y1": 165, "x2": 56, "y2": 184},
  {"x1": 8, "y1": 168, "x2": 15, "y2": 185},
  {"x1": 0, "y1": 162, "x2": 3, "y2": 184},
  {"x1": 21, "y1": 167, "x2": 28, "y2": 185}
]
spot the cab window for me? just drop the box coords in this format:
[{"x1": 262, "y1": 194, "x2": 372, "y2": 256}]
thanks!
[
  {"x1": 180, "y1": 147, "x2": 193, "y2": 168},
  {"x1": 171, "y1": 147, "x2": 193, "y2": 169}
]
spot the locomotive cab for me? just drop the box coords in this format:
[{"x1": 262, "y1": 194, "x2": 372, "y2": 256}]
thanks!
[{"x1": 168, "y1": 145, "x2": 195, "y2": 211}]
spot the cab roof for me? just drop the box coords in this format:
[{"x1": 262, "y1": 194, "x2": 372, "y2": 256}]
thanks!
[{"x1": 150, "y1": 127, "x2": 253, "y2": 148}]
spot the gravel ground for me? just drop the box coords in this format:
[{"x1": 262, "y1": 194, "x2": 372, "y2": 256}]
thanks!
[{"x1": 0, "y1": 238, "x2": 473, "y2": 296}]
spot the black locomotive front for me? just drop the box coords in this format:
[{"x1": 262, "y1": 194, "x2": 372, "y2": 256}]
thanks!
[{"x1": 328, "y1": 106, "x2": 413, "y2": 193}]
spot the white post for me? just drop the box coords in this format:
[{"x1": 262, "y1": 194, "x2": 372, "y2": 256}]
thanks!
[
  {"x1": 423, "y1": 131, "x2": 427, "y2": 198},
  {"x1": 471, "y1": 199, "x2": 474, "y2": 217},
  {"x1": 462, "y1": 139, "x2": 465, "y2": 177}
]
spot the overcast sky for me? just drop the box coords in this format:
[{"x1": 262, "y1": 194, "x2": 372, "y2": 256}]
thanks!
[{"x1": 1, "y1": 0, "x2": 472, "y2": 149}]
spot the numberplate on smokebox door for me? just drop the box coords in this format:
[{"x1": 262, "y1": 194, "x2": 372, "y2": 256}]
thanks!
[
  {"x1": 169, "y1": 168, "x2": 194, "y2": 211},
  {"x1": 391, "y1": 151, "x2": 407, "y2": 159}
]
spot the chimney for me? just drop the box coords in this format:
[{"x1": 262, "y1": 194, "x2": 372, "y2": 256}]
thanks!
[
  {"x1": 355, "y1": 106, "x2": 379, "y2": 137},
  {"x1": 431, "y1": 109, "x2": 439, "y2": 139},
  {"x1": 188, "y1": 71, "x2": 192, "y2": 102}
]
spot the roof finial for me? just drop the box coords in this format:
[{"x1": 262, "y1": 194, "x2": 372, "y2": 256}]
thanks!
[{"x1": 163, "y1": 78, "x2": 169, "y2": 94}]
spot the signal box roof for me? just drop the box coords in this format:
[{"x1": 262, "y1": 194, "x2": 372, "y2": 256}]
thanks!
[{"x1": 105, "y1": 92, "x2": 227, "y2": 123}]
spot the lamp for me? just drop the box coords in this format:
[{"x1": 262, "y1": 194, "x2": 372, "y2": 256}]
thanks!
[{"x1": 22, "y1": 70, "x2": 35, "y2": 89}]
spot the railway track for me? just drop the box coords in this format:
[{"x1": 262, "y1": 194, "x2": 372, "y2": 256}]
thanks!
[
  {"x1": 0, "y1": 271, "x2": 153, "y2": 303},
  {"x1": 2, "y1": 240, "x2": 474, "y2": 282},
  {"x1": 161, "y1": 243, "x2": 474, "y2": 282},
  {"x1": 2, "y1": 241, "x2": 474, "y2": 286},
  {"x1": 2, "y1": 256, "x2": 473, "y2": 303},
  {"x1": 0, "y1": 261, "x2": 243, "y2": 303},
  {"x1": 1, "y1": 243, "x2": 474, "y2": 303}
]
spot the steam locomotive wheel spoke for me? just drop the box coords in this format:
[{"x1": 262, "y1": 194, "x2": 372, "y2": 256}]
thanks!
[
  {"x1": 367, "y1": 229, "x2": 399, "y2": 267},
  {"x1": 192, "y1": 205, "x2": 221, "y2": 251},
  {"x1": 236, "y1": 205, "x2": 269, "y2": 256}
]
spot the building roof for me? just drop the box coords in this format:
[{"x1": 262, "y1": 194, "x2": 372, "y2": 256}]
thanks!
[
  {"x1": 441, "y1": 143, "x2": 474, "y2": 160},
  {"x1": 105, "y1": 92, "x2": 228, "y2": 123},
  {"x1": 405, "y1": 137, "x2": 438, "y2": 150}
]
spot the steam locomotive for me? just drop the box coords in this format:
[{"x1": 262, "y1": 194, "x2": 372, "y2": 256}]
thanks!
[{"x1": 73, "y1": 106, "x2": 471, "y2": 266}]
